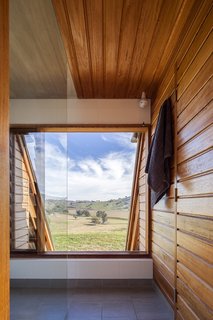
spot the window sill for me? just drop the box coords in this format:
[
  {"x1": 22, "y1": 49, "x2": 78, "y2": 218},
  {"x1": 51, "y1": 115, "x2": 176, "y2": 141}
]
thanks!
[{"x1": 10, "y1": 251, "x2": 150, "y2": 259}]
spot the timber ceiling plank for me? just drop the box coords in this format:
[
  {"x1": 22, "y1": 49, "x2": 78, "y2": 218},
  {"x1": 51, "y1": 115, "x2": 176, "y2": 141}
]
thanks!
[
  {"x1": 52, "y1": 0, "x2": 204, "y2": 98},
  {"x1": 65, "y1": 0, "x2": 94, "y2": 98},
  {"x1": 114, "y1": 0, "x2": 143, "y2": 98},
  {"x1": 137, "y1": 0, "x2": 185, "y2": 97},
  {"x1": 104, "y1": 0, "x2": 123, "y2": 98},
  {"x1": 10, "y1": 0, "x2": 207, "y2": 99},
  {"x1": 85, "y1": 0, "x2": 104, "y2": 98},
  {"x1": 148, "y1": 0, "x2": 202, "y2": 98},
  {"x1": 126, "y1": 0, "x2": 163, "y2": 98}
]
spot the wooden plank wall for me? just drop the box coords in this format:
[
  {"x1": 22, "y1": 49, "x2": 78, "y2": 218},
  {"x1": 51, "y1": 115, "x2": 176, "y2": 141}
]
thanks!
[
  {"x1": 126, "y1": 130, "x2": 149, "y2": 252},
  {"x1": 150, "y1": 1, "x2": 213, "y2": 318},
  {"x1": 0, "y1": 0, "x2": 9, "y2": 319},
  {"x1": 10, "y1": 135, "x2": 31, "y2": 250},
  {"x1": 139, "y1": 131, "x2": 149, "y2": 252}
]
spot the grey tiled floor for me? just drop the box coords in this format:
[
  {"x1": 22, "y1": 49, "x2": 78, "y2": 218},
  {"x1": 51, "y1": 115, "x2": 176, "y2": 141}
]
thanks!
[{"x1": 10, "y1": 282, "x2": 173, "y2": 320}]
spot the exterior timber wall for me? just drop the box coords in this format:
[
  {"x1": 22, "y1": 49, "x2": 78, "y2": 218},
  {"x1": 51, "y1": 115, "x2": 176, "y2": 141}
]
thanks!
[
  {"x1": 10, "y1": 135, "x2": 31, "y2": 250},
  {"x1": 139, "y1": 131, "x2": 149, "y2": 252},
  {"x1": 151, "y1": 1, "x2": 213, "y2": 319}
]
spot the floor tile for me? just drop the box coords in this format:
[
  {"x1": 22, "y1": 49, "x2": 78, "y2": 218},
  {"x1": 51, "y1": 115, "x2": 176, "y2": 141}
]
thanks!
[
  {"x1": 67, "y1": 302, "x2": 102, "y2": 320},
  {"x1": 136, "y1": 311, "x2": 173, "y2": 320},
  {"x1": 10, "y1": 282, "x2": 174, "y2": 320},
  {"x1": 102, "y1": 301, "x2": 136, "y2": 319}
]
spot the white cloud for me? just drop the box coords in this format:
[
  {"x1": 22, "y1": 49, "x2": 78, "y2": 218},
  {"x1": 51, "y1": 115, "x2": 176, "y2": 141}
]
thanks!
[
  {"x1": 101, "y1": 132, "x2": 137, "y2": 150},
  {"x1": 70, "y1": 151, "x2": 136, "y2": 200},
  {"x1": 27, "y1": 135, "x2": 137, "y2": 201},
  {"x1": 57, "y1": 133, "x2": 67, "y2": 150},
  {"x1": 78, "y1": 158, "x2": 103, "y2": 177}
]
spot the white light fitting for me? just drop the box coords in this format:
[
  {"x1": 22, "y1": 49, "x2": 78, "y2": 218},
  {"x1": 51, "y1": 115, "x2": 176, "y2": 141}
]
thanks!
[
  {"x1": 131, "y1": 132, "x2": 138, "y2": 143},
  {"x1": 139, "y1": 91, "x2": 150, "y2": 108}
]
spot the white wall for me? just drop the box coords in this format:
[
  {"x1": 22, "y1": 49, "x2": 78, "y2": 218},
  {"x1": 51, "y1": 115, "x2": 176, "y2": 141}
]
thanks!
[
  {"x1": 10, "y1": 99, "x2": 152, "y2": 280},
  {"x1": 10, "y1": 99, "x2": 151, "y2": 125},
  {"x1": 10, "y1": 259, "x2": 153, "y2": 279}
]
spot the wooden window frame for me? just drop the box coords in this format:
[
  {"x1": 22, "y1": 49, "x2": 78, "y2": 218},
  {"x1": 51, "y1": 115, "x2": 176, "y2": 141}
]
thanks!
[{"x1": 10, "y1": 124, "x2": 150, "y2": 259}]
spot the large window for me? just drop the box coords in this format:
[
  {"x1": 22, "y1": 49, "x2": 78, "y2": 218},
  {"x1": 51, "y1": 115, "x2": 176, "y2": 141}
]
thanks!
[{"x1": 10, "y1": 127, "x2": 148, "y2": 254}]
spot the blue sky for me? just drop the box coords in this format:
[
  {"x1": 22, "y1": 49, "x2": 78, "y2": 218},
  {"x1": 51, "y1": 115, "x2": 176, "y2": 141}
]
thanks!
[{"x1": 26, "y1": 132, "x2": 137, "y2": 201}]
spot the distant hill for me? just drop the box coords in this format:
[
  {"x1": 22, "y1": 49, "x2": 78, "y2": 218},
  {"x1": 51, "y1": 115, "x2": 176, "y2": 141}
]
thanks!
[{"x1": 45, "y1": 196, "x2": 131, "y2": 214}]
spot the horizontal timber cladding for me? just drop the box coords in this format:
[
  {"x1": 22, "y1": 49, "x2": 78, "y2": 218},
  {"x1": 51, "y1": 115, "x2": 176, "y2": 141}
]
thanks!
[
  {"x1": 150, "y1": 0, "x2": 213, "y2": 318},
  {"x1": 11, "y1": 135, "x2": 31, "y2": 250},
  {"x1": 126, "y1": 129, "x2": 149, "y2": 252},
  {"x1": 139, "y1": 131, "x2": 149, "y2": 251}
]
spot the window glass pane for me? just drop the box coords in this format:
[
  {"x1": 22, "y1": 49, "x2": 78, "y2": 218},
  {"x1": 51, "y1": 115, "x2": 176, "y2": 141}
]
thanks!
[
  {"x1": 67, "y1": 132, "x2": 137, "y2": 251},
  {"x1": 11, "y1": 130, "x2": 140, "y2": 252}
]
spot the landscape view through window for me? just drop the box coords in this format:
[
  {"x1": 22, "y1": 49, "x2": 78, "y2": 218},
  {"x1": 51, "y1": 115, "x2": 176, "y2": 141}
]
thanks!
[{"x1": 25, "y1": 132, "x2": 138, "y2": 251}]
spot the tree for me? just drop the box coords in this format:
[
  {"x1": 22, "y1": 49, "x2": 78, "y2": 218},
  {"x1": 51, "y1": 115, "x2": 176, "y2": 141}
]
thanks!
[
  {"x1": 96, "y1": 211, "x2": 108, "y2": 224},
  {"x1": 76, "y1": 209, "x2": 90, "y2": 217},
  {"x1": 83, "y1": 210, "x2": 90, "y2": 217}
]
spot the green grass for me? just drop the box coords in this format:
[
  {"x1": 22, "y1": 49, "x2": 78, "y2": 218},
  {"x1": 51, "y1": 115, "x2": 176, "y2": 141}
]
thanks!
[
  {"x1": 47, "y1": 211, "x2": 129, "y2": 251},
  {"x1": 52, "y1": 231, "x2": 127, "y2": 251}
]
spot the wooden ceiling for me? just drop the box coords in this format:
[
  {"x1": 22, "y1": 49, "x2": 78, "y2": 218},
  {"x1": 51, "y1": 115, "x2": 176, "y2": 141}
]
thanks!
[
  {"x1": 10, "y1": 0, "x2": 203, "y2": 99},
  {"x1": 52, "y1": 0, "x2": 202, "y2": 98},
  {"x1": 10, "y1": 0, "x2": 76, "y2": 99}
]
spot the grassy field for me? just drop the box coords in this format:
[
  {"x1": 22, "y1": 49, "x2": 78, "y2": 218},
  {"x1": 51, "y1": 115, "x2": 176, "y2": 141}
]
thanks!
[{"x1": 47, "y1": 210, "x2": 129, "y2": 251}]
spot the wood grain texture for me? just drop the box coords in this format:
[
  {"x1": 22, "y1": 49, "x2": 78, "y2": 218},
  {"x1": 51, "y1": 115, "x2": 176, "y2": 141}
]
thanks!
[
  {"x1": 177, "y1": 124, "x2": 213, "y2": 165},
  {"x1": 177, "y1": 197, "x2": 213, "y2": 216},
  {"x1": 177, "y1": 262, "x2": 213, "y2": 310},
  {"x1": 140, "y1": 0, "x2": 186, "y2": 95},
  {"x1": 177, "y1": 214, "x2": 213, "y2": 240},
  {"x1": 177, "y1": 278, "x2": 213, "y2": 320},
  {"x1": 178, "y1": 172, "x2": 213, "y2": 196},
  {"x1": 153, "y1": 197, "x2": 174, "y2": 213},
  {"x1": 0, "y1": 0, "x2": 9, "y2": 318},
  {"x1": 177, "y1": 295, "x2": 199, "y2": 320},
  {"x1": 152, "y1": 242, "x2": 175, "y2": 271},
  {"x1": 152, "y1": 232, "x2": 175, "y2": 256},
  {"x1": 177, "y1": 31, "x2": 213, "y2": 98},
  {"x1": 177, "y1": 101, "x2": 213, "y2": 147},
  {"x1": 177, "y1": 53, "x2": 213, "y2": 115},
  {"x1": 152, "y1": 210, "x2": 175, "y2": 227},
  {"x1": 177, "y1": 246, "x2": 213, "y2": 287},
  {"x1": 177, "y1": 149, "x2": 213, "y2": 179},
  {"x1": 152, "y1": 221, "x2": 175, "y2": 241},
  {"x1": 52, "y1": 0, "x2": 202, "y2": 98},
  {"x1": 177, "y1": 76, "x2": 212, "y2": 132},
  {"x1": 153, "y1": 266, "x2": 175, "y2": 306},
  {"x1": 150, "y1": 0, "x2": 213, "y2": 315},
  {"x1": 11, "y1": 135, "x2": 54, "y2": 252},
  {"x1": 104, "y1": 0, "x2": 123, "y2": 98},
  {"x1": 152, "y1": 253, "x2": 175, "y2": 286},
  {"x1": 177, "y1": 6, "x2": 213, "y2": 84},
  {"x1": 126, "y1": 134, "x2": 144, "y2": 251},
  {"x1": 127, "y1": 129, "x2": 149, "y2": 252},
  {"x1": 177, "y1": 231, "x2": 213, "y2": 264}
]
